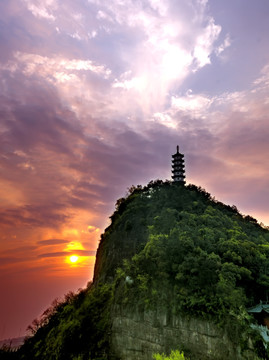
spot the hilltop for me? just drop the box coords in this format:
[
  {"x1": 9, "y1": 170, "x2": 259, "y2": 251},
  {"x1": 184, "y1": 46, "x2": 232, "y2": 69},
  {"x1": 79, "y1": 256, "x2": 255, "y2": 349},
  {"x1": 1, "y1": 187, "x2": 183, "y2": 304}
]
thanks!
[{"x1": 6, "y1": 181, "x2": 269, "y2": 359}]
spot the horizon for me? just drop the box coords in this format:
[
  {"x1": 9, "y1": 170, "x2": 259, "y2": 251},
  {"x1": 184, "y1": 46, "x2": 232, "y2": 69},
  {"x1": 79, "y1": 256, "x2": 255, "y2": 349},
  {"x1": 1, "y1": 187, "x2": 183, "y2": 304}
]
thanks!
[{"x1": 1, "y1": 0, "x2": 269, "y2": 340}]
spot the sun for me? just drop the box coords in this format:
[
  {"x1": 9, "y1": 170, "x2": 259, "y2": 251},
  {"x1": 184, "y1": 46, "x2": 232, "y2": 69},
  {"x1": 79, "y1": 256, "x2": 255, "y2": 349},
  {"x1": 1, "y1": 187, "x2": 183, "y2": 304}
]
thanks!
[
  {"x1": 65, "y1": 254, "x2": 81, "y2": 266},
  {"x1": 69, "y1": 255, "x2": 79, "y2": 263}
]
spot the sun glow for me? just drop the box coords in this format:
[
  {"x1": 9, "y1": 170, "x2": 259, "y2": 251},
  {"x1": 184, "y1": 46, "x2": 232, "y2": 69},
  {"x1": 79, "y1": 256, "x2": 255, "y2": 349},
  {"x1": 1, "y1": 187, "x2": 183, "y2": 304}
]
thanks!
[
  {"x1": 66, "y1": 241, "x2": 84, "y2": 251},
  {"x1": 69, "y1": 255, "x2": 79, "y2": 263}
]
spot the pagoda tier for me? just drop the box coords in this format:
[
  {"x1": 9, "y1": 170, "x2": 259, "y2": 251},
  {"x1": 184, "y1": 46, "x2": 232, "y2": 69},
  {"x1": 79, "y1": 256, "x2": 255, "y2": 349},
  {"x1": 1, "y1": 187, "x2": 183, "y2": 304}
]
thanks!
[
  {"x1": 171, "y1": 145, "x2": 185, "y2": 183},
  {"x1": 172, "y1": 165, "x2": 185, "y2": 172},
  {"x1": 172, "y1": 170, "x2": 185, "y2": 174},
  {"x1": 172, "y1": 157, "x2": 184, "y2": 163}
]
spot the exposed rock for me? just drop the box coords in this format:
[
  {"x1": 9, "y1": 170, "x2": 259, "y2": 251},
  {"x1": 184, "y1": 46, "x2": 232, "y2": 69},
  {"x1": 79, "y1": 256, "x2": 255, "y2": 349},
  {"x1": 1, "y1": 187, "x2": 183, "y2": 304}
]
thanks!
[{"x1": 110, "y1": 306, "x2": 256, "y2": 360}]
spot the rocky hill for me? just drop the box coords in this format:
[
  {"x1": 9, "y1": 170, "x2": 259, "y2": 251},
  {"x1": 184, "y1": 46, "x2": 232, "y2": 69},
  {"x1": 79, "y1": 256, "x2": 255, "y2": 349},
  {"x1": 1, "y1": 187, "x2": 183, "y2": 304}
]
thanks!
[{"x1": 14, "y1": 181, "x2": 269, "y2": 359}]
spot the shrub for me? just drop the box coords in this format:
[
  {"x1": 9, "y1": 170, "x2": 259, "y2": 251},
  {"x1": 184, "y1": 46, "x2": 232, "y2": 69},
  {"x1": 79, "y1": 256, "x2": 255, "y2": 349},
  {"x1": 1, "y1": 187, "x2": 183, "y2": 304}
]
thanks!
[{"x1": 153, "y1": 349, "x2": 189, "y2": 360}]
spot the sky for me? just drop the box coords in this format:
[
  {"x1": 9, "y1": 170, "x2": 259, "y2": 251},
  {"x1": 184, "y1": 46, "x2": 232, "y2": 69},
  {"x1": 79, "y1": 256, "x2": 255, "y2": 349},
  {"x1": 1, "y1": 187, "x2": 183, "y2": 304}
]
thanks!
[{"x1": 1, "y1": 0, "x2": 269, "y2": 341}]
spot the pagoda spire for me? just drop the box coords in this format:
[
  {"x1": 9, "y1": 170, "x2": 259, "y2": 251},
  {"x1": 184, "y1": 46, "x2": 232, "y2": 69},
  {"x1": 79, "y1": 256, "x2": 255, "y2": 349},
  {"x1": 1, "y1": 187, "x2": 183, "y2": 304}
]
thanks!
[{"x1": 171, "y1": 145, "x2": 185, "y2": 183}]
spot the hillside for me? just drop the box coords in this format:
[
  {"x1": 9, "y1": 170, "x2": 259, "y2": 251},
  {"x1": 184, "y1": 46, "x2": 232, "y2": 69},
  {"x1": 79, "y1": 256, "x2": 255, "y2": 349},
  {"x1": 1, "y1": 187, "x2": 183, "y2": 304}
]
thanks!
[{"x1": 7, "y1": 181, "x2": 269, "y2": 359}]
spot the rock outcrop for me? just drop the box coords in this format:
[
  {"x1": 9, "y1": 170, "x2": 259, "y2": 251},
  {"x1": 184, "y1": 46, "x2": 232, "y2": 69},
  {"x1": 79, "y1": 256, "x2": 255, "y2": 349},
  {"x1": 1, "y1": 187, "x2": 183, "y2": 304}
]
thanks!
[{"x1": 109, "y1": 306, "x2": 256, "y2": 360}]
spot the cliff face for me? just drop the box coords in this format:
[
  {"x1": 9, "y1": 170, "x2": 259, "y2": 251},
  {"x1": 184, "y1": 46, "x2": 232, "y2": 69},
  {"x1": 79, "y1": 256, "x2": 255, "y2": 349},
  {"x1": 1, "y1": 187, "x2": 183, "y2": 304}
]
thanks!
[{"x1": 110, "y1": 306, "x2": 256, "y2": 360}]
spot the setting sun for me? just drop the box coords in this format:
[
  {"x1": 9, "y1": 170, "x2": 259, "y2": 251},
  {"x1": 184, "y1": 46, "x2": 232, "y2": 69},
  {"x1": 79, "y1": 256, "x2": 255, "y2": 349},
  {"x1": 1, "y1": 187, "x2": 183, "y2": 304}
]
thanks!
[{"x1": 69, "y1": 255, "x2": 79, "y2": 263}]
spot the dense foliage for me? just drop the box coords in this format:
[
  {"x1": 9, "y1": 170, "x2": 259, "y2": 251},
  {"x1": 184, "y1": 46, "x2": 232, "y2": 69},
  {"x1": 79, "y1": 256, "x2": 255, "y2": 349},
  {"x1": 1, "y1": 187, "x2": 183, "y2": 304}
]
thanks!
[
  {"x1": 153, "y1": 350, "x2": 189, "y2": 360},
  {"x1": 4, "y1": 180, "x2": 269, "y2": 359},
  {"x1": 17, "y1": 283, "x2": 112, "y2": 360},
  {"x1": 99, "y1": 181, "x2": 269, "y2": 316}
]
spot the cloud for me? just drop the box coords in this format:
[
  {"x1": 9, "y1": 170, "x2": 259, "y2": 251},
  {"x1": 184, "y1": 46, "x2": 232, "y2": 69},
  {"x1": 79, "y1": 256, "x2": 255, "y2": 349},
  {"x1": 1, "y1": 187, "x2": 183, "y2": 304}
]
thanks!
[
  {"x1": 7, "y1": 52, "x2": 112, "y2": 79},
  {"x1": 171, "y1": 91, "x2": 213, "y2": 118},
  {"x1": 38, "y1": 250, "x2": 96, "y2": 258},
  {"x1": 103, "y1": 0, "x2": 222, "y2": 113},
  {"x1": 0, "y1": 257, "x2": 29, "y2": 266},
  {"x1": 0, "y1": 205, "x2": 70, "y2": 229},
  {"x1": 193, "y1": 17, "x2": 221, "y2": 69},
  {"x1": 253, "y1": 63, "x2": 269, "y2": 92},
  {"x1": 22, "y1": 0, "x2": 57, "y2": 20},
  {"x1": 0, "y1": 0, "x2": 226, "y2": 130},
  {"x1": 87, "y1": 225, "x2": 100, "y2": 233},
  {"x1": 215, "y1": 34, "x2": 231, "y2": 56},
  {"x1": 38, "y1": 239, "x2": 70, "y2": 245},
  {"x1": 16, "y1": 0, "x2": 221, "y2": 117}
]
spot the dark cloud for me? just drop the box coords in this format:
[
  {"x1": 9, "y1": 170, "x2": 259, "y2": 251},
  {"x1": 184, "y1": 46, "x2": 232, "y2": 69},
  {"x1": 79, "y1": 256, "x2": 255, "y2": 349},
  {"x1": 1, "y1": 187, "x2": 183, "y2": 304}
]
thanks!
[
  {"x1": 38, "y1": 239, "x2": 69, "y2": 246},
  {"x1": 0, "y1": 204, "x2": 71, "y2": 229},
  {"x1": 0, "y1": 256, "x2": 32, "y2": 266},
  {"x1": 0, "y1": 76, "x2": 83, "y2": 155},
  {"x1": 38, "y1": 251, "x2": 68, "y2": 258},
  {"x1": 1, "y1": 245, "x2": 37, "y2": 255},
  {"x1": 38, "y1": 250, "x2": 96, "y2": 258}
]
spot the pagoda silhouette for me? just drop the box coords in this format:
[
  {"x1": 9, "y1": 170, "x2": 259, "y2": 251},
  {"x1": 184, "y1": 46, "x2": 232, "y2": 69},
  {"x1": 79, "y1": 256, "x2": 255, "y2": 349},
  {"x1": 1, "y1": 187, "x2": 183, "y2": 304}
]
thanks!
[{"x1": 171, "y1": 145, "x2": 185, "y2": 184}]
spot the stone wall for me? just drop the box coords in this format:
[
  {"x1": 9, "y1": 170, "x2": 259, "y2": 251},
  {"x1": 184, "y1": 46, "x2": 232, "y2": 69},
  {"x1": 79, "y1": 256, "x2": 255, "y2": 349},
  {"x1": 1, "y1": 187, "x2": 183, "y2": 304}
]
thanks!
[{"x1": 110, "y1": 306, "x2": 256, "y2": 360}]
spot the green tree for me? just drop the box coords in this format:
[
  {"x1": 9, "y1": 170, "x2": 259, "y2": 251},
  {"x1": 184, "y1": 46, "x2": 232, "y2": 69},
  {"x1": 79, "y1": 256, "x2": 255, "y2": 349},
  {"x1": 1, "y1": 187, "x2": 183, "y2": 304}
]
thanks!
[{"x1": 153, "y1": 350, "x2": 189, "y2": 360}]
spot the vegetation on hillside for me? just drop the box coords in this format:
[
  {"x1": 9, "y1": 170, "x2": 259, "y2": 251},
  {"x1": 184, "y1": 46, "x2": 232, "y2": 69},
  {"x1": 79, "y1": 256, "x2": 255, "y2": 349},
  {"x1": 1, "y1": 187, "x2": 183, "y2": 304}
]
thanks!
[
  {"x1": 3, "y1": 180, "x2": 269, "y2": 359},
  {"x1": 153, "y1": 350, "x2": 189, "y2": 360},
  {"x1": 98, "y1": 180, "x2": 269, "y2": 357},
  {"x1": 17, "y1": 282, "x2": 112, "y2": 360},
  {"x1": 100, "y1": 181, "x2": 269, "y2": 315}
]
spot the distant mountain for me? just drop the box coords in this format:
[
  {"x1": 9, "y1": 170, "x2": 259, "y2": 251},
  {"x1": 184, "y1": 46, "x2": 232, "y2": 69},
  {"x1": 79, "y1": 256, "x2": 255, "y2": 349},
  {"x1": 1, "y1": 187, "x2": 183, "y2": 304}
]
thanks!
[{"x1": 11, "y1": 181, "x2": 269, "y2": 359}]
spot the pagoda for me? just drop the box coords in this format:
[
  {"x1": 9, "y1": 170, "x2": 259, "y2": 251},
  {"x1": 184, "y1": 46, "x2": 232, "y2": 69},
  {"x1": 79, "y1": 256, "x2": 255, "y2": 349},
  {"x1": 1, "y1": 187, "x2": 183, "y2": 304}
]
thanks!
[{"x1": 171, "y1": 145, "x2": 185, "y2": 184}]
